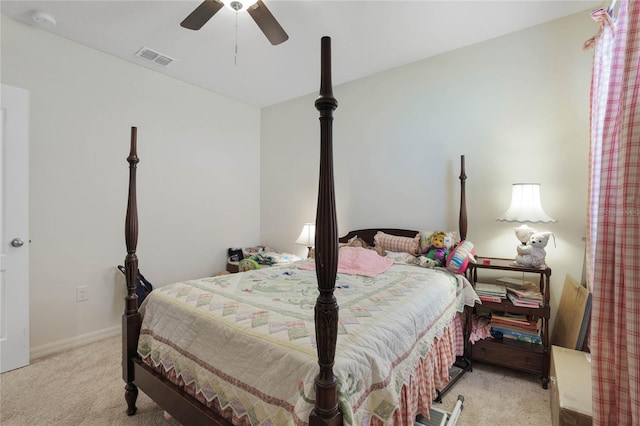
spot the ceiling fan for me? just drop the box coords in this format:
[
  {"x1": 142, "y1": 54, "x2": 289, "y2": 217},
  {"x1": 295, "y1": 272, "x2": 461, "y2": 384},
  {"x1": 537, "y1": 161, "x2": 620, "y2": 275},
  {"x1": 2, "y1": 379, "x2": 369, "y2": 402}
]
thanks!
[{"x1": 180, "y1": 0, "x2": 289, "y2": 46}]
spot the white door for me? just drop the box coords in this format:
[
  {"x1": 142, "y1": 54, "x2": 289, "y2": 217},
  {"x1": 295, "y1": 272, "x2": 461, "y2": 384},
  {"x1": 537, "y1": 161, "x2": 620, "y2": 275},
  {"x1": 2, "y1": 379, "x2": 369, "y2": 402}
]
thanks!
[{"x1": 0, "y1": 84, "x2": 30, "y2": 373}]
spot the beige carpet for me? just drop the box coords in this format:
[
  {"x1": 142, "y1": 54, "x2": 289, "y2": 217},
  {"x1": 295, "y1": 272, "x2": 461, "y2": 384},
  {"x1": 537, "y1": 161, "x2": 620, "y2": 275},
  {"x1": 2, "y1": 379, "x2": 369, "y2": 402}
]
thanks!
[{"x1": 0, "y1": 335, "x2": 551, "y2": 425}]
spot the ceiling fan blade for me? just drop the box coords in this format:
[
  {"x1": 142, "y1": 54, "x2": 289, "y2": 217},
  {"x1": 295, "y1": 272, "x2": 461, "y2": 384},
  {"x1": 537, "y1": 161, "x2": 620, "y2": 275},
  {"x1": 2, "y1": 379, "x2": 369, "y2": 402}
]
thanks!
[
  {"x1": 180, "y1": 0, "x2": 224, "y2": 30},
  {"x1": 246, "y1": 0, "x2": 289, "y2": 45}
]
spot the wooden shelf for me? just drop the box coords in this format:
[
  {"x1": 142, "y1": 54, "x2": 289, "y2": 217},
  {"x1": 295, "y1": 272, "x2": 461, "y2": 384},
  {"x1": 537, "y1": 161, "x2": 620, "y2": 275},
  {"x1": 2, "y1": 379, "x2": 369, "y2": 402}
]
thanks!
[{"x1": 465, "y1": 256, "x2": 552, "y2": 389}]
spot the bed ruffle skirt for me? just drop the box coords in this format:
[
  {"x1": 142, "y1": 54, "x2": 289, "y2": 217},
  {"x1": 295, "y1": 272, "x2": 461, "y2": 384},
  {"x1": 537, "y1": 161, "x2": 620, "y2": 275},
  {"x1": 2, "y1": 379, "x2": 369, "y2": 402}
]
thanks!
[{"x1": 370, "y1": 315, "x2": 459, "y2": 425}]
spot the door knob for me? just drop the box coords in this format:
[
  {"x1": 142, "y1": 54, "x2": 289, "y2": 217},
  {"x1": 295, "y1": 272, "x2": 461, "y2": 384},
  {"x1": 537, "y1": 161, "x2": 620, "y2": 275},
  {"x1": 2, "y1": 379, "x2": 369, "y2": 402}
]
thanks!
[{"x1": 11, "y1": 238, "x2": 24, "y2": 247}]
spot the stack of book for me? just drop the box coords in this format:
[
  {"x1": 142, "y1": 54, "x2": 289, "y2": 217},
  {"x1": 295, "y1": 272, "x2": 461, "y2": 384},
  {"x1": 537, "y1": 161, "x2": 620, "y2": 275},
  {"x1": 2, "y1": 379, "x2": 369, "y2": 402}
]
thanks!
[
  {"x1": 490, "y1": 312, "x2": 542, "y2": 344},
  {"x1": 496, "y1": 277, "x2": 538, "y2": 290},
  {"x1": 475, "y1": 282, "x2": 507, "y2": 303},
  {"x1": 506, "y1": 287, "x2": 543, "y2": 307}
]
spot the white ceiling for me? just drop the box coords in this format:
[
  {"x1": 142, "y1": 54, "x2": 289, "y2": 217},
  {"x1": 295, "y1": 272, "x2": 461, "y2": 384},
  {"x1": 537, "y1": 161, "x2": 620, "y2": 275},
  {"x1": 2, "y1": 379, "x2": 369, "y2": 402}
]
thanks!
[{"x1": 1, "y1": 0, "x2": 600, "y2": 108}]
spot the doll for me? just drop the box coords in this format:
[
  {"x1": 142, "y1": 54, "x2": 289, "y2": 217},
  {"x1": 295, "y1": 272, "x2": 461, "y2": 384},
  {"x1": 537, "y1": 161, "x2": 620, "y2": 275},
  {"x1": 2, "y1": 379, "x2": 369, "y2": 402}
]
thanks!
[{"x1": 423, "y1": 231, "x2": 450, "y2": 267}]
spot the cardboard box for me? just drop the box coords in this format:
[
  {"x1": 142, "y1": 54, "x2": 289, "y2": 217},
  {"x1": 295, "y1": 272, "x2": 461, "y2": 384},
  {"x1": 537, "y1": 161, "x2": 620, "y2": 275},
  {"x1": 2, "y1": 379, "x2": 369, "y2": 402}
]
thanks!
[
  {"x1": 550, "y1": 345, "x2": 593, "y2": 426},
  {"x1": 551, "y1": 275, "x2": 591, "y2": 350}
]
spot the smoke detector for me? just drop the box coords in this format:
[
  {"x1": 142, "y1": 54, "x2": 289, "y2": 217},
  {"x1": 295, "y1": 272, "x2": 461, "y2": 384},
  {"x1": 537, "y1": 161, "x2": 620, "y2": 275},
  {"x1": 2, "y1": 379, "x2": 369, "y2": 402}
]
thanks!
[{"x1": 31, "y1": 11, "x2": 57, "y2": 27}]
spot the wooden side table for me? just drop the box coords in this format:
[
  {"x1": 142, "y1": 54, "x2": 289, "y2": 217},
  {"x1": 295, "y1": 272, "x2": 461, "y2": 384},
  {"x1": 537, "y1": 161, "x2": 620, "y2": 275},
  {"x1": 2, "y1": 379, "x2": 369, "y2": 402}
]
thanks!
[{"x1": 466, "y1": 256, "x2": 552, "y2": 388}]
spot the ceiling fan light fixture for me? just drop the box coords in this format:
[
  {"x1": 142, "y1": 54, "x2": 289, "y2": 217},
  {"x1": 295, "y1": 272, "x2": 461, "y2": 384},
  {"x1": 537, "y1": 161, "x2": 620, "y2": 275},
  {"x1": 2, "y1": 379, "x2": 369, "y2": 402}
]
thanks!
[{"x1": 227, "y1": 1, "x2": 249, "y2": 12}]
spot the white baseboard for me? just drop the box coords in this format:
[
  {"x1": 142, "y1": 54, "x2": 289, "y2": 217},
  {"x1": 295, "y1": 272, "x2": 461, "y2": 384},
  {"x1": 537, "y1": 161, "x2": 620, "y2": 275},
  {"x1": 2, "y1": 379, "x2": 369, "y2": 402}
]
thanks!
[{"x1": 30, "y1": 325, "x2": 120, "y2": 360}]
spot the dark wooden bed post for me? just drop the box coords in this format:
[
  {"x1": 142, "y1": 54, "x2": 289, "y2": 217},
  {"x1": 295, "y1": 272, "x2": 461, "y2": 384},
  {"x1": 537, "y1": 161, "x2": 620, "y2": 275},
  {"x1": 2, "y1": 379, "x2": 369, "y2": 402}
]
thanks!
[
  {"x1": 310, "y1": 36, "x2": 342, "y2": 426},
  {"x1": 459, "y1": 155, "x2": 467, "y2": 241},
  {"x1": 123, "y1": 126, "x2": 141, "y2": 415}
]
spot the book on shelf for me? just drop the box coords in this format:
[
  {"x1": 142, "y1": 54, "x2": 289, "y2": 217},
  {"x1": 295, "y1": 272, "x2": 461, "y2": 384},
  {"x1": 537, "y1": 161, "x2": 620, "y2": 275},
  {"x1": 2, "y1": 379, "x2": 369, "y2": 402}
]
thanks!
[
  {"x1": 479, "y1": 295, "x2": 503, "y2": 303},
  {"x1": 491, "y1": 313, "x2": 541, "y2": 330},
  {"x1": 490, "y1": 322, "x2": 541, "y2": 335},
  {"x1": 506, "y1": 286, "x2": 543, "y2": 301},
  {"x1": 496, "y1": 277, "x2": 538, "y2": 290},
  {"x1": 507, "y1": 292, "x2": 542, "y2": 307},
  {"x1": 500, "y1": 333, "x2": 542, "y2": 345},
  {"x1": 492, "y1": 312, "x2": 528, "y2": 321},
  {"x1": 475, "y1": 283, "x2": 507, "y2": 303},
  {"x1": 491, "y1": 325, "x2": 542, "y2": 344},
  {"x1": 475, "y1": 282, "x2": 507, "y2": 295}
]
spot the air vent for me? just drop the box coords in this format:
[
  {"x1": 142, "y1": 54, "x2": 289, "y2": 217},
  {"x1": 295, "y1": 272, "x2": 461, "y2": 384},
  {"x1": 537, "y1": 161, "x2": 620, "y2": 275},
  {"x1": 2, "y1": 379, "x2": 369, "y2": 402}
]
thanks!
[{"x1": 135, "y1": 47, "x2": 176, "y2": 67}]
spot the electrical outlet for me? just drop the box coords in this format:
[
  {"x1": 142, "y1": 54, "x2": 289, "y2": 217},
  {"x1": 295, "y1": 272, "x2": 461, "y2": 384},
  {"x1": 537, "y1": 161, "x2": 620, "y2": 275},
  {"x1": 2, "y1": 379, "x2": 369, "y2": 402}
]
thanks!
[{"x1": 76, "y1": 286, "x2": 89, "y2": 302}]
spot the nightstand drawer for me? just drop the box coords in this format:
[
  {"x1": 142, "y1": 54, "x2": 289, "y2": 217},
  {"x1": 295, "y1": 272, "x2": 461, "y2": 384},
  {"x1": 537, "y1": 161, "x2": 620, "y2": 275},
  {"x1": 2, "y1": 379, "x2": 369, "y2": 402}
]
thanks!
[{"x1": 472, "y1": 339, "x2": 543, "y2": 373}]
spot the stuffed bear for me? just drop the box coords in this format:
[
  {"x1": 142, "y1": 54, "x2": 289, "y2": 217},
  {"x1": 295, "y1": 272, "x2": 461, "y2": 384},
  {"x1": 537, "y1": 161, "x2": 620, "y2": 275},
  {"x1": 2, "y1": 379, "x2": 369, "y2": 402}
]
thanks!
[
  {"x1": 408, "y1": 255, "x2": 437, "y2": 268},
  {"x1": 423, "y1": 231, "x2": 450, "y2": 267},
  {"x1": 515, "y1": 231, "x2": 553, "y2": 267},
  {"x1": 345, "y1": 236, "x2": 386, "y2": 256}
]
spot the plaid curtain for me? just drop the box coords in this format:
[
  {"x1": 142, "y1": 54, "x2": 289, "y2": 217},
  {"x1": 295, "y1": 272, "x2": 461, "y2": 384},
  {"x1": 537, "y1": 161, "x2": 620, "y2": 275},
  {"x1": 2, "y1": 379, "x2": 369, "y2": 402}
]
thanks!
[{"x1": 585, "y1": 1, "x2": 640, "y2": 424}]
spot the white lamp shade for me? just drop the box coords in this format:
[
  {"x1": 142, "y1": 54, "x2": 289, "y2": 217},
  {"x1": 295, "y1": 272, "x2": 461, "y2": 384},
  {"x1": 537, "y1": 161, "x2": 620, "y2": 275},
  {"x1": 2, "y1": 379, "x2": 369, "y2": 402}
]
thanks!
[
  {"x1": 496, "y1": 183, "x2": 557, "y2": 223},
  {"x1": 295, "y1": 223, "x2": 315, "y2": 247}
]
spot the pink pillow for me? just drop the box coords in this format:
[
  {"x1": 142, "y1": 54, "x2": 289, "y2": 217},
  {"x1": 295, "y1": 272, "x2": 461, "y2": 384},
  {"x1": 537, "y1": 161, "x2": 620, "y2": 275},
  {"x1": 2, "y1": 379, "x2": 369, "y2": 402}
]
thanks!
[
  {"x1": 374, "y1": 231, "x2": 420, "y2": 255},
  {"x1": 446, "y1": 240, "x2": 475, "y2": 274}
]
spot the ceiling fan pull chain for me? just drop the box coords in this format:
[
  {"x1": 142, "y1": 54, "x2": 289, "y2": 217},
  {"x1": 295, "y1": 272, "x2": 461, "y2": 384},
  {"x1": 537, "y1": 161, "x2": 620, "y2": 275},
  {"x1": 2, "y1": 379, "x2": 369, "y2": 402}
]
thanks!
[{"x1": 234, "y1": 10, "x2": 239, "y2": 65}]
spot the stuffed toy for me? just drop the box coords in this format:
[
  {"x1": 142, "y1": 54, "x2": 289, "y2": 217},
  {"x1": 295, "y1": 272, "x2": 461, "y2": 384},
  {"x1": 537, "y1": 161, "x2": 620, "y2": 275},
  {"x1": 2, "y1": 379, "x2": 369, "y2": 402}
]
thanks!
[
  {"x1": 446, "y1": 240, "x2": 476, "y2": 274},
  {"x1": 515, "y1": 231, "x2": 554, "y2": 267},
  {"x1": 423, "y1": 231, "x2": 450, "y2": 267},
  {"x1": 345, "y1": 237, "x2": 386, "y2": 256},
  {"x1": 408, "y1": 255, "x2": 437, "y2": 268}
]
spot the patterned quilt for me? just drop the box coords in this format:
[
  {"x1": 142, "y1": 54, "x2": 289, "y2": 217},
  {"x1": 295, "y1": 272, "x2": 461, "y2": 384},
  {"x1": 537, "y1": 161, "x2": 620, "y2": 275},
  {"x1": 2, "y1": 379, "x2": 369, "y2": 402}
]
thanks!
[{"x1": 138, "y1": 259, "x2": 478, "y2": 425}]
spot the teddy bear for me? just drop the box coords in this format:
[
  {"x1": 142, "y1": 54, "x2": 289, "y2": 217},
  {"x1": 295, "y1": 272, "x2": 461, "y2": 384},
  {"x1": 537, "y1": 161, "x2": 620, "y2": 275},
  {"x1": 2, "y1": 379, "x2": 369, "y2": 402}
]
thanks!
[
  {"x1": 423, "y1": 231, "x2": 450, "y2": 267},
  {"x1": 345, "y1": 237, "x2": 386, "y2": 256},
  {"x1": 515, "y1": 231, "x2": 553, "y2": 267},
  {"x1": 408, "y1": 255, "x2": 437, "y2": 268}
]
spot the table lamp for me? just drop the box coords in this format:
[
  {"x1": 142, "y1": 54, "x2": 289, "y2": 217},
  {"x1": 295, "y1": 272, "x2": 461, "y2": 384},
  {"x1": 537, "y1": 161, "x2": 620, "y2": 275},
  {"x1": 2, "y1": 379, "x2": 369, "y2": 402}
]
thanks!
[
  {"x1": 295, "y1": 223, "x2": 315, "y2": 258},
  {"x1": 496, "y1": 183, "x2": 556, "y2": 264}
]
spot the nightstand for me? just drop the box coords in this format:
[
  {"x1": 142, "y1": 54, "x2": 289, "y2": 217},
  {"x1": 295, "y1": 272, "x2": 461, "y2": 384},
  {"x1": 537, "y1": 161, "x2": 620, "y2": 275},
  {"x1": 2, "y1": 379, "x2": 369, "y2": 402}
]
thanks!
[{"x1": 466, "y1": 256, "x2": 552, "y2": 388}]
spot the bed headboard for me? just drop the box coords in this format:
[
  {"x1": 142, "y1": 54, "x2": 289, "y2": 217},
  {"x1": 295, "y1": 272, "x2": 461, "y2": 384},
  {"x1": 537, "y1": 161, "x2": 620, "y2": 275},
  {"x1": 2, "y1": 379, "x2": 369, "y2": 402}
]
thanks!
[{"x1": 339, "y1": 228, "x2": 418, "y2": 246}]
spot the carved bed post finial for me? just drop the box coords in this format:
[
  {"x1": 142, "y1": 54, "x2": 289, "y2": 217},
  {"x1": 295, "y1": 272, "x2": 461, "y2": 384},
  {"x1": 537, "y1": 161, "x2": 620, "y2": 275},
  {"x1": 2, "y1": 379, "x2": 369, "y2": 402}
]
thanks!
[
  {"x1": 459, "y1": 155, "x2": 467, "y2": 241},
  {"x1": 310, "y1": 36, "x2": 342, "y2": 426},
  {"x1": 123, "y1": 126, "x2": 141, "y2": 416}
]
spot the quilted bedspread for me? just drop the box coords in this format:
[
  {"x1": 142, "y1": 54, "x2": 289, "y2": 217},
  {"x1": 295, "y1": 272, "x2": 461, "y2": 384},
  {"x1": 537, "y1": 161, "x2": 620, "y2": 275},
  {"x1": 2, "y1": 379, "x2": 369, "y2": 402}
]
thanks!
[{"x1": 138, "y1": 260, "x2": 478, "y2": 425}]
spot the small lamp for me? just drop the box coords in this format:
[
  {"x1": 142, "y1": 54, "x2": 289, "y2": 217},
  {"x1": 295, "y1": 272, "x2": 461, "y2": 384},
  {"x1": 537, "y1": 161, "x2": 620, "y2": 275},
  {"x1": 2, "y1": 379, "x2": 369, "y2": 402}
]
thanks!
[
  {"x1": 496, "y1": 183, "x2": 556, "y2": 263},
  {"x1": 295, "y1": 223, "x2": 315, "y2": 258}
]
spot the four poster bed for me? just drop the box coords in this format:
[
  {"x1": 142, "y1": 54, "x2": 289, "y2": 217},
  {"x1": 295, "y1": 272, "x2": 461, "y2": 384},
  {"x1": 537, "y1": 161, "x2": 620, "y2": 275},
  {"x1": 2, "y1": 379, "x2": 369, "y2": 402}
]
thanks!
[{"x1": 122, "y1": 37, "x2": 477, "y2": 425}]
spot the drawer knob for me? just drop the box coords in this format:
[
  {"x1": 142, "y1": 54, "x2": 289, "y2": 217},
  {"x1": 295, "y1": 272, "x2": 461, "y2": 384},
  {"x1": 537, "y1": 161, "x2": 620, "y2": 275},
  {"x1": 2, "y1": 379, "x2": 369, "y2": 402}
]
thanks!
[
  {"x1": 481, "y1": 347, "x2": 487, "y2": 354},
  {"x1": 525, "y1": 357, "x2": 531, "y2": 364}
]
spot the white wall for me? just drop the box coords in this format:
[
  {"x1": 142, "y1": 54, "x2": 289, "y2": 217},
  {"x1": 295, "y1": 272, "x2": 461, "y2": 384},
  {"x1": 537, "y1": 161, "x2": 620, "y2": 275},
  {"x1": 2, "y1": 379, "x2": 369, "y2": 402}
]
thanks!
[
  {"x1": 1, "y1": 16, "x2": 262, "y2": 352},
  {"x1": 261, "y1": 12, "x2": 595, "y2": 331},
  {"x1": 0, "y1": 8, "x2": 596, "y2": 352}
]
